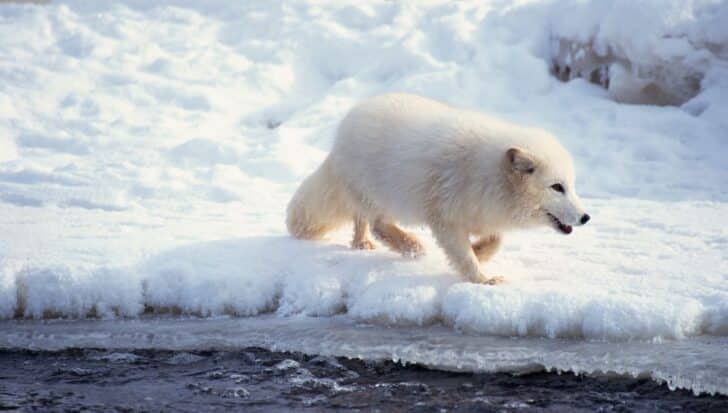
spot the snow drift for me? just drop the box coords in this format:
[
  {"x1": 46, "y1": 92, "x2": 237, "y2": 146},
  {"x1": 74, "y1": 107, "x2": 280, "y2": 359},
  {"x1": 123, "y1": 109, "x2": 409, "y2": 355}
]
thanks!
[
  {"x1": 548, "y1": 0, "x2": 728, "y2": 106},
  {"x1": 2, "y1": 222, "x2": 727, "y2": 342}
]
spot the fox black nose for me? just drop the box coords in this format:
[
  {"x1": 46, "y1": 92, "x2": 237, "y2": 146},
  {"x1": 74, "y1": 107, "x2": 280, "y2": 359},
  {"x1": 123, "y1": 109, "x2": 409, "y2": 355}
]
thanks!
[{"x1": 580, "y1": 214, "x2": 590, "y2": 225}]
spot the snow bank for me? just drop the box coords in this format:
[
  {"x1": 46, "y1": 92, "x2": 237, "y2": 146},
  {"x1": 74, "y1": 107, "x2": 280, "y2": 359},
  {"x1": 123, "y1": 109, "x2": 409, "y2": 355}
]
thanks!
[
  {"x1": 545, "y1": 0, "x2": 728, "y2": 107},
  {"x1": 443, "y1": 284, "x2": 705, "y2": 340},
  {"x1": 16, "y1": 266, "x2": 142, "y2": 319},
  {"x1": 2, "y1": 208, "x2": 726, "y2": 342}
]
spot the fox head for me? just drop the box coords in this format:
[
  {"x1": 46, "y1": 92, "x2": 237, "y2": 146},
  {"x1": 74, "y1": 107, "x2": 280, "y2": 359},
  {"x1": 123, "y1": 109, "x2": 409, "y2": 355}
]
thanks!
[{"x1": 504, "y1": 145, "x2": 590, "y2": 234}]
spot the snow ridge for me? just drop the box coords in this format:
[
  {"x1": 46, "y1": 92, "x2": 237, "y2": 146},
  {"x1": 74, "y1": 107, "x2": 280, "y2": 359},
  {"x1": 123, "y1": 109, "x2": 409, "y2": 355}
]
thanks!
[{"x1": 2, "y1": 228, "x2": 726, "y2": 342}]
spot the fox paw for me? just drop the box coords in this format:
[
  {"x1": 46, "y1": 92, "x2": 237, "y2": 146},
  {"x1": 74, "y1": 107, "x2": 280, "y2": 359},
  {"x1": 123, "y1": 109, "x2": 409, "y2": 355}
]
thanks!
[
  {"x1": 351, "y1": 239, "x2": 376, "y2": 250},
  {"x1": 478, "y1": 275, "x2": 505, "y2": 285},
  {"x1": 401, "y1": 240, "x2": 425, "y2": 259}
]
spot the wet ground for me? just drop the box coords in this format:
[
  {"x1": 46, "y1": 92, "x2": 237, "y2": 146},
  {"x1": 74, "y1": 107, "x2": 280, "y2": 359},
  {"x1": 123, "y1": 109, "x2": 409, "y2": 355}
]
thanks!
[{"x1": 0, "y1": 348, "x2": 726, "y2": 412}]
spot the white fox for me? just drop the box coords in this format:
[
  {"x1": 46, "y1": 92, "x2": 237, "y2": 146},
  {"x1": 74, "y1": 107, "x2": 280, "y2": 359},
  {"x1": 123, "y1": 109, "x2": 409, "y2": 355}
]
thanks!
[{"x1": 287, "y1": 94, "x2": 589, "y2": 284}]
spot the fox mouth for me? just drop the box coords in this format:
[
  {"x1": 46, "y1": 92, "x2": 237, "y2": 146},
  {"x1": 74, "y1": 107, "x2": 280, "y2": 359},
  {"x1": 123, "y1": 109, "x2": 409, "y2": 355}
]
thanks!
[{"x1": 547, "y1": 213, "x2": 572, "y2": 234}]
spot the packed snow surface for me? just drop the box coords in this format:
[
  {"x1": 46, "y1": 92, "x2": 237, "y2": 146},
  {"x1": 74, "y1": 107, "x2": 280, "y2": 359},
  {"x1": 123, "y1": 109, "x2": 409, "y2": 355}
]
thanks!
[{"x1": 0, "y1": 0, "x2": 727, "y2": 395}]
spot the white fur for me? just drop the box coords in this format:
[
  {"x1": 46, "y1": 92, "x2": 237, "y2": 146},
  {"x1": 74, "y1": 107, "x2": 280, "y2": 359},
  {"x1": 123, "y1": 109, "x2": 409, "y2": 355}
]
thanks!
[{"x1": 287, "y1": 93, "x2": 588, "y2": 283}]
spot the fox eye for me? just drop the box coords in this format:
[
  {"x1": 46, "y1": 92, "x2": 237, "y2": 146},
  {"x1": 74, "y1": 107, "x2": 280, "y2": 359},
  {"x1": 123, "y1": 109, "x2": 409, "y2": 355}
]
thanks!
[{"x1": 551, "y1": 183, "x2": 565, "y2": 193}]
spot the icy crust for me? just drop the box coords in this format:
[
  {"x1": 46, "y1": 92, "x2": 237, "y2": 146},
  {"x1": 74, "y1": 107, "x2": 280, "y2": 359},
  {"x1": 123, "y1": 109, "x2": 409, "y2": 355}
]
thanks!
[
  {"x1": 1, "y1": 316, "x2": 727, "y2": 396},
  {"x1": 442, "y1": 284, "x2": 706, "y2": 340},
  {"x1": 2, "y1": 210, "x2": 726, "y2": 342}
]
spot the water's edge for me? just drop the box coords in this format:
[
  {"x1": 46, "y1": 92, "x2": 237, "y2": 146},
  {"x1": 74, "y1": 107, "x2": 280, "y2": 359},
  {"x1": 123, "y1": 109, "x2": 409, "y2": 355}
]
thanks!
[
  {"x1": 3, "y1": 347, "x2": 726, "y2": 412},
  {"x1": 2, "y1": 315, "x2": 727, "y2": 396}
]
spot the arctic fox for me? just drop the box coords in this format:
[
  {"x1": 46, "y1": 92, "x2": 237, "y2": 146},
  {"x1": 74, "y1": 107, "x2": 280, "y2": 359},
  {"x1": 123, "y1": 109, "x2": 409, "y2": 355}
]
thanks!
[{"x1": 287, "y1": 94, "x2": 589, "y2": 284}]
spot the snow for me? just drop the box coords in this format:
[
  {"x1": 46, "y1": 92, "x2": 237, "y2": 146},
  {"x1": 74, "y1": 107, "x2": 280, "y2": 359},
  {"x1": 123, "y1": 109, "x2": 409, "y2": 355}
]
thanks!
[{"x1": 0, "y1": 0, "x2": 727, "y2": 395}]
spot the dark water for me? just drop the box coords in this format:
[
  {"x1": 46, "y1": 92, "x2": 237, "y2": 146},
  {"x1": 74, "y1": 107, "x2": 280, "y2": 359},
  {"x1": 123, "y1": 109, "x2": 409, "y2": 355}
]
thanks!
[{"x1": 0, "y1": 348, "x2": 726, "y2": 412}]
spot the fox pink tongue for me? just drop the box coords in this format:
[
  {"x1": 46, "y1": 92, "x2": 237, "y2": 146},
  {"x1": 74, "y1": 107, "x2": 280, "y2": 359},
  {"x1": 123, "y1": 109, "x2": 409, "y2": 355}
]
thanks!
[{"x1": 547, "y1": 212, "x2": 573, "y2": 234}]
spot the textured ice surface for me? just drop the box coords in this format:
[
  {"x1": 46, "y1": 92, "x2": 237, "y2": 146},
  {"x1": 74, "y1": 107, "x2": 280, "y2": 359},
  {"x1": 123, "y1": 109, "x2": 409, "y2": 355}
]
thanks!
[
  {"x1": 2, "y1": 316, "x2": 727, "y2": 396},
  {"x1": 2, "y1": 211, "x2": 727, "y2": 342},
  {"x1": 0, "y1": 0, "x2": 726, "y2": 398}
]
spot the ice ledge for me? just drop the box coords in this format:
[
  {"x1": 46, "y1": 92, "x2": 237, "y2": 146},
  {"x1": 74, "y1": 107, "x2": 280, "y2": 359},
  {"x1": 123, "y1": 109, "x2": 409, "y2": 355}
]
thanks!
[{"x1": 1, "y1": 315, "x2": 726, "y2": 396}]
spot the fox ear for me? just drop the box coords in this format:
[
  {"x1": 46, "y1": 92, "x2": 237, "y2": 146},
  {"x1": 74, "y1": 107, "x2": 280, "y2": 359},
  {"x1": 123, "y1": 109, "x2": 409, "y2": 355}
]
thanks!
[{"x1": 506, "y1": 147, "x2": 536, "y2": 174}]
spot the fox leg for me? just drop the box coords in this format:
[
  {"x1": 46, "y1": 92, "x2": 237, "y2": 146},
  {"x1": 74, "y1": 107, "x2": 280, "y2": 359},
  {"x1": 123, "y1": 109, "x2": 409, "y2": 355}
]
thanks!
[
  {"x1": 430, "y1": 224, "x2": 503, "y2": 285},
  {"x1": 371, "y1": 219, "x2": 424, "y2": 258},
  {"x1": 472, "y1": 234, "x2": 502, "y2": 262},
  {"x1": 351, "y1": 215, "x2": 376, "y2": 250}
]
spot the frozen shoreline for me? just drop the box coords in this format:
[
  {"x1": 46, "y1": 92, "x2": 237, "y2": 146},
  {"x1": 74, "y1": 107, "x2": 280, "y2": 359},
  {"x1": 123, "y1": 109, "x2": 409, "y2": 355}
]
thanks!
[
  {"x1": 3, "y1": 196, "x2": 727, "y2": 342},
  {"x1": 4, "y1": 347, "x2": 726, "y2": 412},
  {"x1": 2, "y1": 315, "x2": 727, "y2": 396}
]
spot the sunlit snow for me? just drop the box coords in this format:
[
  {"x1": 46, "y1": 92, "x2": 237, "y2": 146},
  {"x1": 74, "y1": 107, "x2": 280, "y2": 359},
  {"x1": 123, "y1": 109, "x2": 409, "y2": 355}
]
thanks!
[{"x1": 0, "y1": 0, "x2": 726, "y2": 396}]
